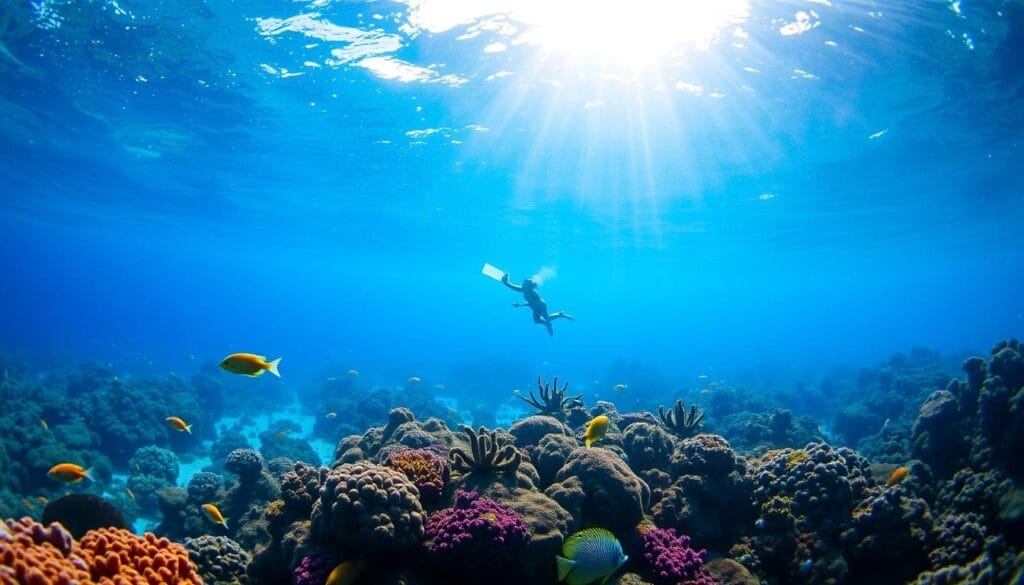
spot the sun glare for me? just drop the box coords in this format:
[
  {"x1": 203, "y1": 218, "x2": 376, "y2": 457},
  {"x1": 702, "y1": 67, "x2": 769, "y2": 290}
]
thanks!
[
  {"x1": 402, "y1": 0, "x2": 751, "y2": 66},
  {"x1": 514, "y1": 0, "x2": 751, "y2": 64}
]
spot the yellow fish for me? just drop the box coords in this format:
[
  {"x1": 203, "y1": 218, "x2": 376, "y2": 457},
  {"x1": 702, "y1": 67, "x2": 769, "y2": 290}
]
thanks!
[
  {"x1": 326, "y1": 561, "x2": 363, "y2": 585},
  {"x1": 325, "y1": 412, "x2": 337, "y2": 419},
  {"x1": 39, "y1": 419, "x2": 49, "y2": 431},
  {"x1": 201, "y1": 503, "x2": 228, "y2": 529},
  {"x1": 347, "y1": 369, "x2": 359, "y2": 377},
  {"x1": 35, "y1": 496, "x2": 48, "y2": 505},
  {"x1": 887, "y1": 466, "x2": 910, "y2": 487},
  {"x1": 613, "y1": 384, "x2": 627, "y2": 392},
  {"x1": 584, "y1": 415, "x2": 610, "y2": 448},
  {"x1": 48, "y1": 463, "x2": 92, "y2": 484},
  {"x1": 165, "y1": 416, "x2": 192, "y2": 434},
  {"x1": 408, "y1": 376, "x2": 421, "y2": 384},
  {"x1": 125, "y1": 488, "x2": 136, "y2": 502},
  {"x1": 220, "y1": 353, "x2": 282, "y2": 378}
]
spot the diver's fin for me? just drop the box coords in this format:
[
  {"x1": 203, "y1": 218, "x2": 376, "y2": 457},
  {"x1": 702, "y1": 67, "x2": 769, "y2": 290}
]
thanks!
[{"x1": 266, "y1": 358, "x2": 282, "y2": 378}]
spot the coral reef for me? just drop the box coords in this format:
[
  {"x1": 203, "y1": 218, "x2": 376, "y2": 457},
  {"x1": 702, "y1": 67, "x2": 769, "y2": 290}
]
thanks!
[
  {"x1": 0, "y1": 517, "x2": 91, "y2": 583},
  {"x1": 187, "y1": 471, "x2": 223, "y2": 503},
  {"x1": 79, "y1": 527, "x2": 203, "y2": 583},
  {"x1": 225, "y1": 448, "x2": 265, "y2": 484},
  {"x1": 635, "y1": 525, "x2": 715, "y2": 585},
  {"x1": 292, "y1": 548, "x2": 343, "y2": 585},
  {"x1": 184, "y1": 535, "x2": 250, "y2": 585},
  {"x1": 386, "y1": 448, "x2": 451, "y2": 504},
  {"x1": 546, "y1": 447, "x2": 650, "y2": 534},
  {"x1": 508, "y1": 415, "x2": 573, "y2": 448},
  {"x1": 310, "y1": 462, "x2": 425, "y2": 554},
  {"x1": 658, "y1": 399, "x2": 705, "y2": 438},
  {"x1": 449, "y1": 426, "x2": 522, "y2": 475},
  {"x1": 424, "y1": 490, "x2": 528, "y2": 576},
  {"x1": 621, "y1": 423, "x2": 676, "y2": 471},
  {"x1": 128, "y1": 445, "x2": 180, "y2": 514},
  {"x1": 518, "y1": 376, "x2": 583, "y2": 419}
]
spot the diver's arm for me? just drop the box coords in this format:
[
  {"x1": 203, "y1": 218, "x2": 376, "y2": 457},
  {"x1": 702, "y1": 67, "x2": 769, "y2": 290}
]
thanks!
[{"x1": 501, "y1": 274, "x2": 523, "y2": 292}]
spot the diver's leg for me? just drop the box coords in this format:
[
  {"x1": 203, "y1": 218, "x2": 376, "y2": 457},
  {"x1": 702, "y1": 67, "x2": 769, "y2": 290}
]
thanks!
[{"x1": 545, "y1": 320, "x2": 553, "y2": 336}]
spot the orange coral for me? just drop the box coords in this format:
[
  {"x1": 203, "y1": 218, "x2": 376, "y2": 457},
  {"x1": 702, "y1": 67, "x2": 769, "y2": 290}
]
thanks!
[
  {"x1": 1, "y1": 517, "x2": 92, "y2": 585},
  {"x1": 78, "y1": 528, "x2": 202, "y2": 584}
]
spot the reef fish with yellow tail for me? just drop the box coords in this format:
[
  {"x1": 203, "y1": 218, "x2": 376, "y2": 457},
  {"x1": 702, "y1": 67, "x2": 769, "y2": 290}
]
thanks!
[
  {"x1": 326, "y1": 561, "x2": 363, "y2": 585},
  {"x1": 220, "y1": 353, "x2": 282, "y2": 378},
  {"x1": 584, "y1": 415, "x2": 610, "y2": 448},
  {"x1": 887, "y1": 466, "x2": 910, "y2": 487},
  {"x1": 201, "y1": 503, "x2": 228, "y2": 529},
  {"x1": 556, "y1": 528, "x2": 627, "y2": 585},
  {"x1": 165, "y1": 416, "x2": 192, "y2": 434},
  {"x1": 48, "y1": 463, "x2": 92, "y2": 484}
]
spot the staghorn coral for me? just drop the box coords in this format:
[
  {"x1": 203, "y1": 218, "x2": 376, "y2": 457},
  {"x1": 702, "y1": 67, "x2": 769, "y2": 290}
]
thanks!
[
  {"x1": 78, "y1": 527, "x2": 202, "y2": 584},
  {"x1": 635, "y1": 525, "x2": 715, "y2": 585},
  {"x1": 657, "y1": 399, "x2": 705, "y2": 438},
  {"x1": 449, "y1": 425, "x2": 522, "y2": 475},
  {"x1": 310, "y1": 462, "x2": 425, "y2": 554},
  {"x1": 184, "y1": 535, "x2": 250, "y2": 585},
  {"x1": 424, "y1": 490, "x2": 528, "y2": 576},
  {"x1": 386, "y1": 448, "x2": 450, "y2": 504},
  {"x1": 41, "y1": 494, "x2": 128, "y2": 539},
  {"x1": 517, "y1": 376, "x2": 583, "y2": 418},
  {"x1": 545, "y1": 447, "x2": 650, "y2": 533},
  {"x1": 0, "y1": 517, "x2": 92, "y2": 584}
]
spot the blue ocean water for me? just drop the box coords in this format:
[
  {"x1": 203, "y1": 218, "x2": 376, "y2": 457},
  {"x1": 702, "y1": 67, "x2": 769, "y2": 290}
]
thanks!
[{"x1": 2, "y1": 2, "x2": 1024, "y2": 582}]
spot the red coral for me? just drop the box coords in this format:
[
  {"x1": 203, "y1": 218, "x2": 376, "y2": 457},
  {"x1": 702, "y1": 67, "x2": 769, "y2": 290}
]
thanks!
[{"x1": 386, "y1": 448, "x2": 450, "y2": 503}]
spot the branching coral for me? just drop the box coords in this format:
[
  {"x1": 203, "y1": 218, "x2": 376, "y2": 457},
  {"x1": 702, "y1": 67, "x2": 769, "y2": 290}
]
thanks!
[
  {"x1": 517, "y1": 376, "x2": 583, "y2": 418},
  {"x1": 386, "y1": 448, "x2": 450, "y2": 503},
  {"x1": 449, "y1": 426, "x2": 522, "y2": 475},
  {"x1": 657, "y1": 399, "x2": 705, "y2": 438},
  {"x1": 424, "y1": 490, "x2": 528, "y2": 575}
]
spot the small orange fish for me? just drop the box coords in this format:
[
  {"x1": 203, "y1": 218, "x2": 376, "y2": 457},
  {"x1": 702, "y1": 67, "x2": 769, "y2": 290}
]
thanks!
[
  {"x1": 165, "y1": 416, "x2": 192, "y2": 434},
  {"x1": 886, "y1": 466, "x2": 910, "y2": 487},
  {"x1": 35, "y1": 496, "x2": 48, "y2": 505},
  {"x1": 125, "y1": 488, "x2": 136, "y2": 502},
  {"x1": 39, "y1": 419, "x2": 49, "y2": 431},
  {"x1": 201, "y1": 503, "x2": 228, "y2": 529},
  {"x1": 220, "y1": 353, "x2": 282, "y2": 378},
  {"x1": 48, "y1": 463, "x2": 92, "y2": 484}
]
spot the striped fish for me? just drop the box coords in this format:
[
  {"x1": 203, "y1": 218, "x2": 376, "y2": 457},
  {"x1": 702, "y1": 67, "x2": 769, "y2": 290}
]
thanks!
[{"x1": 556, "y1": 528, "x2": 627, "y2": 585}]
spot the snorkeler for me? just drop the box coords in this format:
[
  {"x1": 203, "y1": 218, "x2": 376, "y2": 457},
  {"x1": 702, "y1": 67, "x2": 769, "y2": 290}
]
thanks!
[{"x1": 502, "y1": 274, "x2": 574, "y2": 336}]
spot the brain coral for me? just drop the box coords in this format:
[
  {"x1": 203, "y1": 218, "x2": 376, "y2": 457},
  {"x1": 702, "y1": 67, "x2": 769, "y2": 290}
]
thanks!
[
  {"x1": 0, "y1": 517, "x2": 91, "y2": 584},
  {"x1": 545, "y1": 447, "x2": 651, "y2": 532},
  {"x1": 310, "y1": 462, "x2": 425, "y2": 554},
  {"x1": 385, "y1": 448, "x2": 450, "y2": 504},
  {"x1": 78, "y1": 527, "x2": 203, "y2": 584},
  {"x1": 424, "y1": 490, "x2": 528, "y2": 575},
  {"x1": 184, "y1": 535, "x2": 250, "y2": 585}
]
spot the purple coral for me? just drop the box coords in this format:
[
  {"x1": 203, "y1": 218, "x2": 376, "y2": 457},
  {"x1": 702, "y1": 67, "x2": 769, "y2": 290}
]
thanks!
[
  {"x1": 293, "y1": 548, "x2": 343, "y2": 585},
  {"x1": 424, "y1": 490, "x2": 528, "y2": 574},
  {"x1": 637, "y1": 526, "x2": 716, "y2": 585}
]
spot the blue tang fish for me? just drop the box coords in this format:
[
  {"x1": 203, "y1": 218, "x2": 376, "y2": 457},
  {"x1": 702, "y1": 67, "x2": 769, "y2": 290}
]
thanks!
[{"x1": 556, "y1": 527, "x2": 627, "y2": 585}]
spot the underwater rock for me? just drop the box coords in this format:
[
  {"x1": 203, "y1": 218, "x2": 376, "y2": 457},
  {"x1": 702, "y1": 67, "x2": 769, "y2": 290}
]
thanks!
[
  {"x1": 545, "y1": 447, "x2": 650, "y2": 534},
  {"x1": 705, "y1": 558, "x2": 760, "y2": 585},
  {"x1": 911, "y1": 389, "x2": 967, "y2": 478},
  {"x1": 41, "y1": 493, "x2": 128, "y2": 539}
]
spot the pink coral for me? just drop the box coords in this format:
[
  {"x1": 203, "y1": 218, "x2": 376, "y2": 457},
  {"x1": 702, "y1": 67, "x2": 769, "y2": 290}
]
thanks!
[
  {"x1": 385, "y1": 448, "x2": 450, "y2": 503},
  {"x1": 424, "y1": 490, "x2": 528, "y2": 575},
  {"x1": 637, "y1": 525, "x2": 716, "y2": 585}
]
